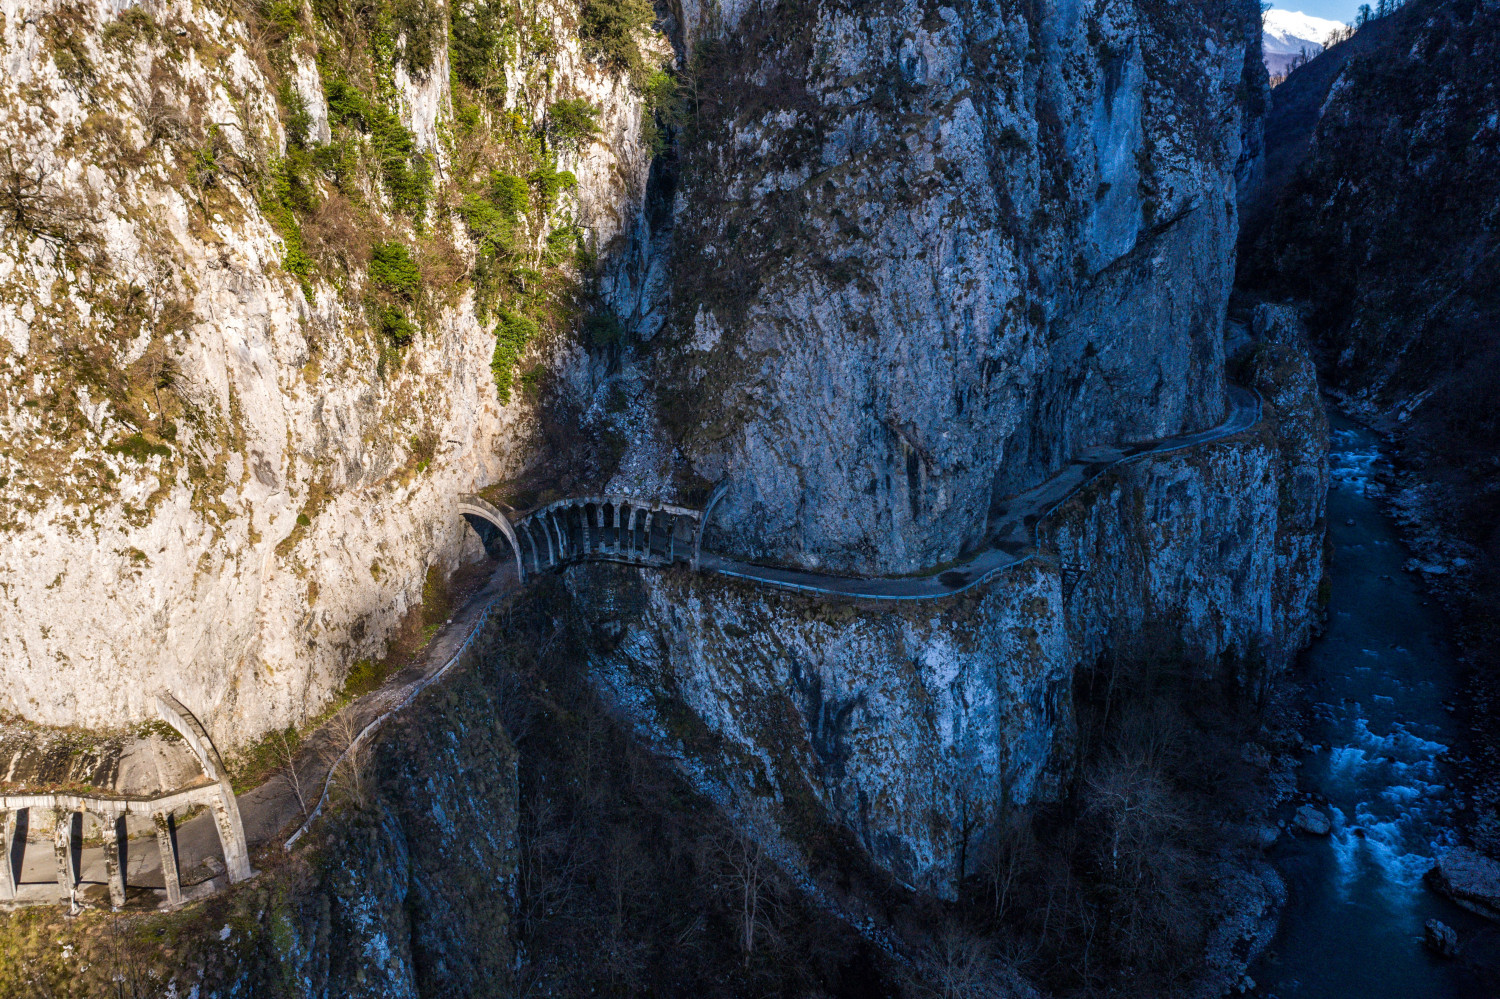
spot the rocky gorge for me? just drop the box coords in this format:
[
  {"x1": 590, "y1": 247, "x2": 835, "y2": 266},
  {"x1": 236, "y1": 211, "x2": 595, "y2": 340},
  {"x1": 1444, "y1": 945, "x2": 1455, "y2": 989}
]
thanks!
[{"x1": 0, "y1": 0, "x2": 1350, "y2": 993}]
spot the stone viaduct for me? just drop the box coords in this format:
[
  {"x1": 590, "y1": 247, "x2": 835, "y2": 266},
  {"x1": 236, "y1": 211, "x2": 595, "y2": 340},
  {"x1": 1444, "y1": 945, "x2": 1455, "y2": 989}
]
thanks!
[
  {"x1": 453, "y1": 386, "x2": 1260, "y2": 600},
  {"x1": 459, "y1": 486, "x2": 727, "y2": 579}
]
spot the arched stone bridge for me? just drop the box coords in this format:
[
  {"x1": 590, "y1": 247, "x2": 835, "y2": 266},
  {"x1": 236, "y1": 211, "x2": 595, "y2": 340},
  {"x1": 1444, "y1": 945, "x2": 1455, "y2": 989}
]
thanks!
[{"x1": 459, "y1": 488, "x2": 725, "y2": 581}]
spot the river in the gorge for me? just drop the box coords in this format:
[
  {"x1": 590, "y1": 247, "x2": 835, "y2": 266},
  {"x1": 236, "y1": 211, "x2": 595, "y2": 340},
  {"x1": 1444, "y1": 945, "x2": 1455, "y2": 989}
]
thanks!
[{"x1": 1252, "y1": 415, "x2": 1494, "y2": 998}]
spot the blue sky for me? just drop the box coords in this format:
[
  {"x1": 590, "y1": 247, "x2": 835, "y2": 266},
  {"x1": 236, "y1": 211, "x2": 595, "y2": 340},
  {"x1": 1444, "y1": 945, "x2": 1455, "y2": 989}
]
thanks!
[{"x1": 1270, "y1": 3, "x2": 1359, "y2": 23}]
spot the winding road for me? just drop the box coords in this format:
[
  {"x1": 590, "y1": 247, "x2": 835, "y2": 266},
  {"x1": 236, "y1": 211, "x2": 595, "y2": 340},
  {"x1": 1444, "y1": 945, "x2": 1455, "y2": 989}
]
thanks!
[{"x1": 701, "y1": 385, "x2": 1262, "y2": 599}]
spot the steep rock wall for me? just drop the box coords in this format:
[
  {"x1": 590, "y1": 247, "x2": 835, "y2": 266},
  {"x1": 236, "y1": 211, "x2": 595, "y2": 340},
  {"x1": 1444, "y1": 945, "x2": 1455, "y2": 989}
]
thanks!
[
  {"x1": 1056, "y1": 307, "x2": 1327, "y2": 682},
  {"x1": 631, "y1": 0, "x2": 1265, "y2": 575},
  {"x1": 0, "y1": 0, "x2": 655, "y2": 747},
  {"x1": 569, "y1": 332, "x2": 1326, "y2": 894}
]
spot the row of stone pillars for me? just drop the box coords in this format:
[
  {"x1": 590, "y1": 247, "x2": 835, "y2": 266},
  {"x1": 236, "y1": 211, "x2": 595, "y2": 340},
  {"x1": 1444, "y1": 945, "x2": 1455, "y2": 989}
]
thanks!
[
  {"x1": 0, "y1": 806, "x2": 183, "y2": 909},
  {"x1": 513, "y1": 498, "x2": 699, "y2": 574},
  {"x1": 0, "y1": 785, "x2": 248, "y2": 910}
]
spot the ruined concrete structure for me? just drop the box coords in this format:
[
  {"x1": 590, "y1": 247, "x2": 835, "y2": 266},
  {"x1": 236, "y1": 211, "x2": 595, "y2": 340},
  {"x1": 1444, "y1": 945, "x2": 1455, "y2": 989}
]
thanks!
[{"x1": 0, "y1": 695, "x2": 249, "y2": 909}]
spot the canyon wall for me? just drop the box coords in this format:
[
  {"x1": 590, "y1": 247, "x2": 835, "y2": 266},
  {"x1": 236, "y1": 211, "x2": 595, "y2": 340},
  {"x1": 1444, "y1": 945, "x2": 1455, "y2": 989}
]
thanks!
[
  {"x1": 0, "y1": 0, "x2": 654, "y2": 747},
  {"x1": 629, "y1": 0, "x2": 1267, "y2": 575},
  {"x1": 0, "y1": 0, "x2": 1317, "y2": 906},
  {"x1": 569, "y1": 324, "x2": 1326, "y2": 895}
]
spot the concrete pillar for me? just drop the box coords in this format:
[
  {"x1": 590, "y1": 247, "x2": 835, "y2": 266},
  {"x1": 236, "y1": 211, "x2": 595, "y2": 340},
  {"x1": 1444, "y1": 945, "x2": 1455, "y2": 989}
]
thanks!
[
  {"x1": 53, "y1": 808, "x2": 75, "y2": 903},
  {"x1": 550, "y1": 511, "x2": 567, "y2": 560},
  {"x1": 541, "y1": 511, "x2": 556, "y2": 562},
  {"x1": 624, "y1": 508, "x2": 637, "y2": 556},
  {"x1": 154, "y1": 811, "x2": 181, "y2": 908},
  {"x1": 0, "y1": 809, "x2": 15, "y2": 900},
  {"x1": 595, "y1": 504, "x2": 606, "y2": 551},
  {"x1": 209, "y1": 787, "x2": 252, "y2": 883},
  {"x1": 609, "y1": 505, "x2": 621, "y2": 552},
  {"x1": 642, "y1": 512, "x2": 655, "y2": 560},
  {"x1": 101, "y1": 811, "x2": 126, "y2": 909},
  {"x1": 580, "y1": 505, "x2": 593, "y2": 553}
]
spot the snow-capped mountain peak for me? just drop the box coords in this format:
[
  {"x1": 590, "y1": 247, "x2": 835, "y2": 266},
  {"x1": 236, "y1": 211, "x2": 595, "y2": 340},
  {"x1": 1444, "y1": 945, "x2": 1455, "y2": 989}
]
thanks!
[{"x1": 1263, "y1": 8, "x2": 1348, "y2": 75}]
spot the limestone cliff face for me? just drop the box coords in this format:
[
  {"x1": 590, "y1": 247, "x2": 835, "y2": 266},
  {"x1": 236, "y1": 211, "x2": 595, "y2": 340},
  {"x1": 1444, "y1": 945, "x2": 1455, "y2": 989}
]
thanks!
[
  {"x1": 569, "y1": 561, "x2": 1074, "y2": 892},
  {"x1": 623, "y1": 0, "x2": 1266, "y2": 575},
  {"x1": 0, "y1": 0, "x2": 654, "y2": 747},
  {"x1": 569, "y1": 331, "x2": 1326, "y2": 895}
]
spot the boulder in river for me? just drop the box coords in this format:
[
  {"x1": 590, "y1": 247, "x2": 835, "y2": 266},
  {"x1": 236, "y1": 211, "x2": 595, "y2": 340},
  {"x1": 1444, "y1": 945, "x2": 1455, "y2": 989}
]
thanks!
[
  {"x1": 1293, "y1": 804, "x2": 1332, "y2": 836},
  {"x1": 1422, "y1": 919, "x2": 1459, "y2": 958},
  {"x1": 1427, "y1": 847, "x2": 1500, "y2": 920}
]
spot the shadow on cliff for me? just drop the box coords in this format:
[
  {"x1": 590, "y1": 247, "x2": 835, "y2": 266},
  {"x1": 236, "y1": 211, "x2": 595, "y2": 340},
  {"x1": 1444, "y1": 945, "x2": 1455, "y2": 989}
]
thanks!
[{"x1": 949, "y1": 628, "x2": 1287, "y2": 997}]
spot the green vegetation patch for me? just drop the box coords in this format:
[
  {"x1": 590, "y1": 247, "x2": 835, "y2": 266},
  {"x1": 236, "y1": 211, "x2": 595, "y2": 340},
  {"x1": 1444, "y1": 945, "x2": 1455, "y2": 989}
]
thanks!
[
  {"x1": 450, "y1": 0, "x2": 509, "y2": 94},
  {"x1": 545, "y1": 98, "x2": 600, "y2": 149},
  {"x1": 491, "y1": 310, "x2": 540, "y2": 403},
  {"x1": 579, "y1": 0, "x2": 656, "y2": 81},
  {"x1": 369, "y1": 242, "x2": 421, "y2": 299},
  {"x1": 105, "y1": 433, "x2": 171, "y2": 462}
]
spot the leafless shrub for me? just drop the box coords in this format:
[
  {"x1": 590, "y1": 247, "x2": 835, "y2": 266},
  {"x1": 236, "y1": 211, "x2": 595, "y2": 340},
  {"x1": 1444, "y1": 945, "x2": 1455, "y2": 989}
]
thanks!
[
  {"x1": 324, "y1": 708, "x2": 372, "y2": 810},
  {"x1": 100, "y1": 914, "x2": 155, "y2": 999},
  {"x1": 134, "y1": 85, "x2": 189, "y2": 149},
  {"x1": 0, "y1": 151, "x2": 96, "y2": 249},
  {"x1": 301, "y1": 192, "x2": 374, "y2": 272},
  {"x1": 912, "y1": 923, "x2": 1003, "y2": 999}
]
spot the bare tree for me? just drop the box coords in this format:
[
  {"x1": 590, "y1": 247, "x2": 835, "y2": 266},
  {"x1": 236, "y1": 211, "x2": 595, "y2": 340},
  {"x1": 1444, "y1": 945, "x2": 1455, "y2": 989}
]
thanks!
[
  {"x1": 717, "y1": 825, "x2": 777, "y2": 969},
  {"x1": 324, "y1": 709, "x2": 372, "y2": 810},
  {"x1": 271, "y1": 729, "x2": 311, "y2": 819},
  {"x1": 981, "y1": 811, "x2": 1035, "y2": 922}
]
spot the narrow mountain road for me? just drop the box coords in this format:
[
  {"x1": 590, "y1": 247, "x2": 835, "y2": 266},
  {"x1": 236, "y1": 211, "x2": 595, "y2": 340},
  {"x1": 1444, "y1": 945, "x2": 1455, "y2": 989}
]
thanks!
[{"x1": 701, "y1": 386, "x2": 1262, "y2": 599}]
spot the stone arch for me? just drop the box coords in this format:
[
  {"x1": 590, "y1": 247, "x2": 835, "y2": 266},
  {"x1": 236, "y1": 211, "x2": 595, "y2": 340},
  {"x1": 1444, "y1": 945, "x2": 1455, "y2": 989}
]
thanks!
[
  {"x1": 615, "y1": 505, "x2": 632, "y2": 555},
  {"x1": 526, "y1": 517, "x2": 553, "y2": 567},
  {"x1": 457, "y1": 495, "x2": 525, "y2": 582},
  {"x1": 520, "y1": 522, "x2": 542, "y2": 573},
  {"x1": 603, "y1": 501, "x2": 620, "y2": 551},
  {"x1": 546, "y1": 509, "x2": 567, "y2": 561},
  {"x1": 641, "y1": 511, "x2": 657, "y2": 559},
  {"x1": 693, "y1": 481, "x2": 730, "y2": 569}
]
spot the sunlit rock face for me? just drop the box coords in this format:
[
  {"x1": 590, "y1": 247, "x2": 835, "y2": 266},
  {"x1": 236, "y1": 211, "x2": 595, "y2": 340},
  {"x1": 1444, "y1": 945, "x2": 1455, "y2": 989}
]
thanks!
[
  {"x1": 569, "y1": 339, "x2": 1326, "y2": 894},
  {"x1": 0, "y1": 0, "x2": 653, "y2": 748},
  {"x1": 631, "y1": 0, "x2": 1266, "y2": 576}
]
